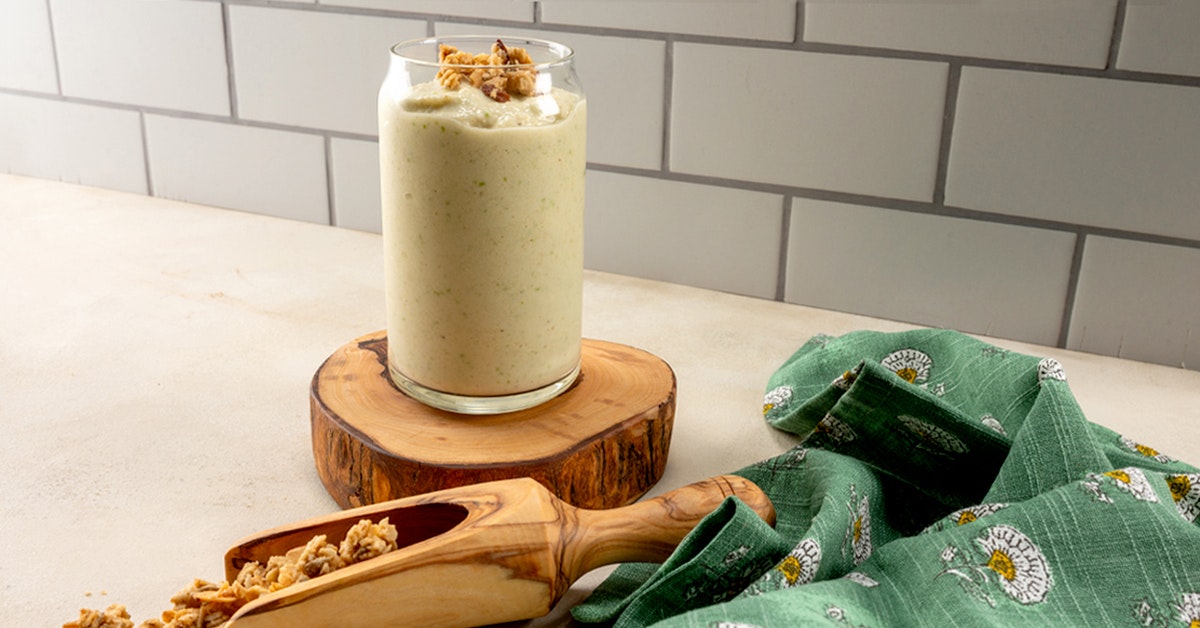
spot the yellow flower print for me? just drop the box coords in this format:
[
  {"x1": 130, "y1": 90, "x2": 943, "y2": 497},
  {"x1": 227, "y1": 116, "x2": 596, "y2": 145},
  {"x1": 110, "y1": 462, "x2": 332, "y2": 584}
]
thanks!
[
  {"x1": 881, "y1": 348, "x2": 932, "y2": 384},
  {"x1": 1173, "y1": 592, "x2": 1200, "y2": 627},
  {"x1": 842, "y1": 485, "x2": 873, "y2": 565},
  {"x1": 1119, "y1": 435, "x2": 1176, "y2": 463},
  {"x1": 762, "y1": 385, "x2": 793, "y2": 417},
  {"x1": 1103, "y1": 467, "x2": 1160, "y2": 503},
  {"x1": 1167, "y1": 473, "x2": 1200, "y2": 523},
  {"x1": 937, "y1": 525, "x2": 1053, "y2": 607},
  {"x1": 776, "y1": 538, "x2": 821, "y2": 587}
]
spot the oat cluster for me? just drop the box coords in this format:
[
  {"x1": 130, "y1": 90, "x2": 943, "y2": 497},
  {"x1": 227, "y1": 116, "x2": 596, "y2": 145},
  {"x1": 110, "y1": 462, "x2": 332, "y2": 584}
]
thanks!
[
  {"x1": 64, "y1": 518, "x2": 399, "y2": 628},
  {"x1": 436, "y1": 39, "x2": 538, "y2": 102}
]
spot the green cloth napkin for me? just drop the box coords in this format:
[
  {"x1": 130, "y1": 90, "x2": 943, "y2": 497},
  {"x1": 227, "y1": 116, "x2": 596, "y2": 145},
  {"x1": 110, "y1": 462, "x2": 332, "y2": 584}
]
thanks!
[{"x1": 572, "y1": 329, "x2": 1200, "y2": 627}]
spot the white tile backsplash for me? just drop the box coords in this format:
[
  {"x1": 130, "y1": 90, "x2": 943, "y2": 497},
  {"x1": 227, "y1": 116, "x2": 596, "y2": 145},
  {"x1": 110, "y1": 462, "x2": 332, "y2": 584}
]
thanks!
[
  {"x1": 1118, "y1": 0, "x2": 1200, "y2": 78},
  {"x1": 946, "y1": 68, "x2": 1200, "y2": 241},
  {"x1": 804, "y1": 0, "x2": 1117, "y2": 69},
  {"x1": 542, "y1": 1, "x2": 795, "y2": 42},
  {"x1": 784, "y1": 198, "x2": 1076, "y2": 346},
  {"x1": 0, "y1": 93, "x2": 146, "y2": 193},
  {"x1": 322, "y1": 0, "x2": 534, "y2": 21},
  {"x1": 1069, "y1": 236, "x2": 1200, "y2": 369},
  {"x1": 145, "y1": 115, "x2": 329, "y2": 224},
  {"x1": 6, "y1": 0, "x2": 1200, "y2": 370},
  {"x1": 51, "y1": 0, "x2": 230, "y2": 115},
  {"x1": 584, "y1": 171, "x2": 784, "y2": 299},
  {"x1": 672, "y1": 44, "x2": 947, "y2": 201},
  {"x1": 0, "y1": 0, "x2": 57, "y2": 93},
  {"x1": 229, "y1": 5, "x2": 425, "y2": 135},
  {"x1": 436, "y1": 24, "x2": 666, "y2": 169},
  {"x1": 330, "y1": 137, "x2": 382, "y2": 233}
]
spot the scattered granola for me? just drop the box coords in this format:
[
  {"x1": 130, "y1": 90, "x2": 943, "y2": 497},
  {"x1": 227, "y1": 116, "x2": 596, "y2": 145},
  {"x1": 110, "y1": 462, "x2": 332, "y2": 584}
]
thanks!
[
  {"x1": 436, "y1": 39, "x2": 538, "y2": 102},
  {"x1": 64, "y1": 518, "x2": 398, "y2": 628}
]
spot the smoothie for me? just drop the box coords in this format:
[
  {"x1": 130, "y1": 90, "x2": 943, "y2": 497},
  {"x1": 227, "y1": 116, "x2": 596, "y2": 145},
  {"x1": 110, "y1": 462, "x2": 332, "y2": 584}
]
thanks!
[{"x1": 379, "y1": 39, "x2": 586, "y2": 407}]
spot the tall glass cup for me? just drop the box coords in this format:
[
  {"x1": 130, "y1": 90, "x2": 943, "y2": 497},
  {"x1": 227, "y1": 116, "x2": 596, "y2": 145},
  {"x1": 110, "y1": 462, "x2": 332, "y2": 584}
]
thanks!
[{"x1": 378, "y1": 36, "x2": 586, "y2": 414}]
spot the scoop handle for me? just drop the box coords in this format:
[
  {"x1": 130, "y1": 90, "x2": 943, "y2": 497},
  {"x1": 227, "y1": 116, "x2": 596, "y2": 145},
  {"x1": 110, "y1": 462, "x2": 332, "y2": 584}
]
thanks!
[{"x1": 562, "y1": 474, "x2": 775, "y2": 580}]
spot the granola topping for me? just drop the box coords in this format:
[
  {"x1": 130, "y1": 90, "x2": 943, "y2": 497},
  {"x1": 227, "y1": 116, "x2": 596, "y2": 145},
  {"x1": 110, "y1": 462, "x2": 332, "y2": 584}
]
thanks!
[
  {"x1": 63, "y1": 518, "x2": 399, "y2": 628},
  {"x1": 436, "y1": 39, "x2": 538, "y2": 102}
]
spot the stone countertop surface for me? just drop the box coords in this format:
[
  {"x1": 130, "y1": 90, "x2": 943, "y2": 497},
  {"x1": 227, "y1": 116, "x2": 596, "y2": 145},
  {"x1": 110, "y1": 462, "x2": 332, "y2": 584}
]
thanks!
[{"x1": 3, "y1": 173, "x2": 1198, "y2": 626}]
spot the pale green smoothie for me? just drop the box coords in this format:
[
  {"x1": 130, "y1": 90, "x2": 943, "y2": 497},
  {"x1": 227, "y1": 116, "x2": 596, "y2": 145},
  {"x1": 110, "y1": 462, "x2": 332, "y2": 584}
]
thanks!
[{"x1": 379, "y1": 80, "x2": 586, "y2": 398}]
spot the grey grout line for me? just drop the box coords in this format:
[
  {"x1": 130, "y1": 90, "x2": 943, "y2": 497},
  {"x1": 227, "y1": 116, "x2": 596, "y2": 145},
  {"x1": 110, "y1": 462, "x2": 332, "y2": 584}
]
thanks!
[
  {"x1": 207, "y1": 0, "x2": 1200, "y2": 89},
  {"x1": 586, "y1": 161, "x2": 1200, "y2": 252},
  {"x1": 221, "y1": 1, "x2": 240, "y2": 119},
  {"x1": 793, "y1": 0, "x2": 804, "y2": 47},
  {"x1": 775, "y1": 196, "x2": 793, "y2": 302},
  {"x1": 324, "y1": 136, "x2": 337, "y2": 227},
  {"x1": 660, "y1": 37, "x2": 674, "y2": 173},
  {"x1": 1107, "y1": 0, "x2": 1128, "y2": 72},
  {"x1": 932, "y1": 63, "x2": 962, "y2": 207},
  {"x1": 140, "y1": 112, "x2": 155, "y2": 197},
  {"x1": 43, "y1": 0, "x2": 63, "y2": 96},
  {"x1": 1057, "y1": 233, "x2": 1089, "y2": 348}
]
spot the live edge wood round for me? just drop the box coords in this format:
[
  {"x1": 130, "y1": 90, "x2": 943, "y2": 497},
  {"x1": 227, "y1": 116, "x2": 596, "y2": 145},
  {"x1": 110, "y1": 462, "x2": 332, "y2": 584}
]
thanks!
[{"x1": 310, "y1": 331, "x2": 676, "y2": 510}]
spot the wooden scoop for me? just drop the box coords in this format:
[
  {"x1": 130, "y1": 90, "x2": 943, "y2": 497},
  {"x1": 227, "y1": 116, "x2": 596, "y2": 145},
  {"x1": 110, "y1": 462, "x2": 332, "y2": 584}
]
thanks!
[{"x1": 222, "y1": 475, "x2": 774, "y2": 627}]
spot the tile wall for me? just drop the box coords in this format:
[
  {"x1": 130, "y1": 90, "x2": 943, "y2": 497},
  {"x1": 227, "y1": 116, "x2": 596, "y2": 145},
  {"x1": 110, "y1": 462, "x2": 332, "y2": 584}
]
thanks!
[{"x1": 2, "y1": 0, "x2": 1199, "y2": 370}]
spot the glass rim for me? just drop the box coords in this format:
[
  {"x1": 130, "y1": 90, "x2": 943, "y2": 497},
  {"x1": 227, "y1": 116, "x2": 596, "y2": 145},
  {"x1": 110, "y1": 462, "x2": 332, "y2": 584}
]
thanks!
[{"x1": 389, "y1": 35, "x2": 575, "y2": 71}]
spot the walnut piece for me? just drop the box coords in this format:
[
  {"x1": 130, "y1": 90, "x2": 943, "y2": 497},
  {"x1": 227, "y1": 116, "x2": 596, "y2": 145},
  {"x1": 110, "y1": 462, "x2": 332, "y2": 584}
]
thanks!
[
  {"x1": 436, "y1": 39, "x2": 538, "y2": 102},
  {"x1": 63, "y1": 518, "x2": 398, "y2": 628}
]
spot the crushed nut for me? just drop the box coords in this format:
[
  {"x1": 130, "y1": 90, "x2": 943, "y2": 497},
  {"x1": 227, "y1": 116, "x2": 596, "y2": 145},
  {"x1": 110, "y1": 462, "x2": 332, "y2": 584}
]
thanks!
[
  {"x1": 436, "y1": 39, "x2": 538, "y2": 102},
  {"x1": 63, "y1": 518, "x2": 398, "y2": 628}
]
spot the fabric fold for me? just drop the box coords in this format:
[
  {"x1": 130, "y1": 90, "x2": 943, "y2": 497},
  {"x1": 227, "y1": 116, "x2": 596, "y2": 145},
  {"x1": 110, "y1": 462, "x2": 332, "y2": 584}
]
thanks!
[{"x1": 572, "y1": 329, "x2": 1200, "y2": 627}]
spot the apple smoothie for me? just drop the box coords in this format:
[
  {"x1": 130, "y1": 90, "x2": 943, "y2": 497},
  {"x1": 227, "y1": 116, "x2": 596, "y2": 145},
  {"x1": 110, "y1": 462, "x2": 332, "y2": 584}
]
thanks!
[{"x1": 378, "y1": 38, "x2": 586, "y2": 413}]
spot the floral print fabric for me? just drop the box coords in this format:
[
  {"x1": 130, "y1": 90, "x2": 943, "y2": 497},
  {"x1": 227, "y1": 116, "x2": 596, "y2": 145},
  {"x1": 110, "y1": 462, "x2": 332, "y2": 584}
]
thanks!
[{"x1": 573, "y1": 330, "x2": 1200, "y2": 628}]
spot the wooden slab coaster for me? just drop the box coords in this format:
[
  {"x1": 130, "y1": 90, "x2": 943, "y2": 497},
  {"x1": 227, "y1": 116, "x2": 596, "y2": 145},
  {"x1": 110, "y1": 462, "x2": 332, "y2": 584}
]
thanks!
[{"x1": 310, "y1": 331, "x2": 676, "y2": 510}]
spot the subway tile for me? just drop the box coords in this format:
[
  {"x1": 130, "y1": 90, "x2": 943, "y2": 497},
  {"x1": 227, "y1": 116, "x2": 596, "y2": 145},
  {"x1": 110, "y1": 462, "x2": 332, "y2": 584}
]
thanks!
[
  {"x1": 1118, "y1": 0, "x2": 1200, "y2": 78},
  {"x1": 584, "y1": 170, "x2": 784, "y2": 300},
  {"x1": 671, "y1": 44, "x2": 947, "y2": 201},
  {"x1": 784, "y1": 199, "x2": 1075, "y2": 346},
  {"x1": 542, "y1": 1, "x2": 795, "y2": 42},
  {"x1": 145, "y1": 115, "x2": 328, "y2": 224},
  {"x1": 437, "y1": 24, "x2": 665, "y2": 170},
  {"x1": 804, "y1": 0, "x2": 1116, "y2": 69},
  {"x1": 0, "y1": 94, "x2": 146, "y2": 193},
  {"x1": 51, "y1": 0, "x2": 230, "y2": 115},
  {"x1": 0, "y1": 0, "x2": 57, "y2": 93},
  {"x1": 1068, "y1": 236, "x2": 1200, "y2": 370},
  {"x1": 330, "y1": 137, "x2": 382, "y2": 233},
  {"x1": 321, "y1": 0, "x2": 533, "y2": 21},
  {"x1": 230, "y1": 6, "x2": 425, "y2": 135},
  {"x1": 946, "y1": 68, "x2": 1200, "y2": 241}
]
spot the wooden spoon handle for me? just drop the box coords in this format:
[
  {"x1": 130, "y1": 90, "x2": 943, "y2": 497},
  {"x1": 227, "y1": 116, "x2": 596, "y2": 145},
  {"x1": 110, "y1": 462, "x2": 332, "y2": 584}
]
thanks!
[{"x1": 563, "y1": 475, "x2": 775, "y2": 580}]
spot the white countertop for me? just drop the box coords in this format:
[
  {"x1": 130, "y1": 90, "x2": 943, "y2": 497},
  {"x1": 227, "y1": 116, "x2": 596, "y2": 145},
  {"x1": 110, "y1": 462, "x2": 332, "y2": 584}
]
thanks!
[{"x1": 3, "y1": 174, "x2": 1198, "y2": 626}]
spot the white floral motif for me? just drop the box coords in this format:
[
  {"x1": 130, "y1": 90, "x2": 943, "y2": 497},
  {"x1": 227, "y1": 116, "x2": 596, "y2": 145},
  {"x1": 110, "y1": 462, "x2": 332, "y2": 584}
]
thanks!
[
  {"x1": 937, "y1": 524, "x2": 1053, "y2": 607},
  {"x1": 845, "y1": 571, "x2": 879, "y2": 588},
  {"x1": 762, "y1": 385, "x2": 793, "y2": 417},
  {"x1": 776, "y1": 538, "x2": 821, "y2": 587},
  {"x1": 1037, "y1": 358, "x2": 1067, "y2": 383},
  {"x1": 831, "y1": 368, "x2": 858, "y2": 390},
  {"x1": 813, "y1": 414, "x2": 857, "y2": 445},
  {"x1": 881, "y1": 348, "x2": 933, "y2": 384},
  {"x1": 709, "y1": 623, "x2": 764, "y2": 628},
  {"x1": 843, "y1": 485, "x2": 873, "y2": 565},
  {"x1": 1173, "y1": 592, "x2": 1200, "y2": 626},
  {"x1": 898, "y1": 415, "x2": 969, "y2": 455},
  {"x1": 980, "y1": 414, "x2": 1007, "y2": 436},
  {"x1": 925, "y1": 503, "x2": 1009, "y2": 533},
  {"x1": 1119, "y1": 435, "x2": 1176, "y2": 463},
  {"x1": 1102, "y1": 468, "x2": 1160, "y2": 503},
  {"x1": 1167, "y1": 473, "x2": 1200, "y2": 523}
]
